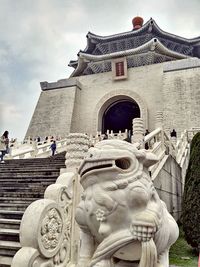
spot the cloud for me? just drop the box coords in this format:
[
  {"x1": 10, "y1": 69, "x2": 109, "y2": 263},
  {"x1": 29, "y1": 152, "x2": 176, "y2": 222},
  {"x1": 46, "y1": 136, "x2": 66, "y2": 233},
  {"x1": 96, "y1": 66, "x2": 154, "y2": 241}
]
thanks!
[{"x1": 0, "y1": 102, "x2": 22, "y2": 121}]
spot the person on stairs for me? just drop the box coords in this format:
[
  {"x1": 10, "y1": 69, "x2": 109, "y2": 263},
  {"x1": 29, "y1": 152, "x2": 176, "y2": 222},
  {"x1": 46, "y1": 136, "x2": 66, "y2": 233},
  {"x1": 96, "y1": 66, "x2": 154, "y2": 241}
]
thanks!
[
  {"x1": 50, "y1": 140, "x2": 56, "y2": 156},
  {"x1": 0, "y1": 130, "x2": 9, "y2": 163}
]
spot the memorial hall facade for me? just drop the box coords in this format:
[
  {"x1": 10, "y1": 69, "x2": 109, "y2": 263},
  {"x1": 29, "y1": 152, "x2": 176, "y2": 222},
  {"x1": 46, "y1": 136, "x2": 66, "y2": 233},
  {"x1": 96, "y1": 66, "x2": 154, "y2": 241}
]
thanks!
[{"x1": 25, "y1": 17, "x2": 200, "y2": 139}]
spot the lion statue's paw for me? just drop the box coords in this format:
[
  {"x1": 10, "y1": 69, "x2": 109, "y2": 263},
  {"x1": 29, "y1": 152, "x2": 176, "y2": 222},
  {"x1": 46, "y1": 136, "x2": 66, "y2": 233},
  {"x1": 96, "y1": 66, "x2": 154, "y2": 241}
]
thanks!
[{"x1": 92, "y1": 259, "x2": 112, "y2": 267}]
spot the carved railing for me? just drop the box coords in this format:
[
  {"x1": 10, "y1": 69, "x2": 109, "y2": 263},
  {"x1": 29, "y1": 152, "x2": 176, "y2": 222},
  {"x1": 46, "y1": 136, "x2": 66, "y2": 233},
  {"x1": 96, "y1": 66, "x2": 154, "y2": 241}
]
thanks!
[
  {"x1": 144, "y1": 127, "x2": 200, "y2": 183},
  {"x1": 88, "y1": 130, "x2": 129, "y2": 147},
  {"x1": 176, "y1": 127, "x2": 200, "y2": 165},
  {"x1": 175, "y1": 128, "x2": 200, "y2": 187},
  {"x1": 7, "y1": 138, "x2": 68, "y2": 159},
  {"x1": 143, "y1": 128, "x2": 176, "y2": 179},
  {"x1": 12, "y1": 133, "x2": 89, "y2": 267},
  {"x1": 176, "y1": 130, "x2": 188, "y2": 165},
  {"x1": 6, "y1": 131, "x2": 129, "y2": 160}
]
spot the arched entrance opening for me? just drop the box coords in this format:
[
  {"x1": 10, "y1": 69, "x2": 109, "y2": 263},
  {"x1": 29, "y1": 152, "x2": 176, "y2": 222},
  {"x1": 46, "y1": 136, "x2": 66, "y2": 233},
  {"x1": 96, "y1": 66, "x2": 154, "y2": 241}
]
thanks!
[{"x1": 102, "y1": 99, "x2": 140, "y2": 134}]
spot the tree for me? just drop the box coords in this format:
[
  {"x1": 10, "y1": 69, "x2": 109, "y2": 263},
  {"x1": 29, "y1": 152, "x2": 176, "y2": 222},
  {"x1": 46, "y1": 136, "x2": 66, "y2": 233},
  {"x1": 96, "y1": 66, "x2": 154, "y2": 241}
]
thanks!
[{"x1": 182, "y1": 132, "x2": 200, "y2": 251}]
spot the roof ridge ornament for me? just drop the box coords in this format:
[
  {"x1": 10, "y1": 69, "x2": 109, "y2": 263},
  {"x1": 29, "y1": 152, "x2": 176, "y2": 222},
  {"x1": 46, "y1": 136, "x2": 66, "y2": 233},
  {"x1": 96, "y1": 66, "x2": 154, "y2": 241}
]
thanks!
[{"x1": 132, "y1": 16, "x2": 144, "y2": 30}]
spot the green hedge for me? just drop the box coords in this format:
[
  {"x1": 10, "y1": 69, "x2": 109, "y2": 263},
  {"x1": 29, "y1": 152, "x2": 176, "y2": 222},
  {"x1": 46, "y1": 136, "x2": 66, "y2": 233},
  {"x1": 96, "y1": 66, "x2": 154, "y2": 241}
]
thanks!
[{"x1": 182, "y1": 132, "x2": 200, "y2": 251}]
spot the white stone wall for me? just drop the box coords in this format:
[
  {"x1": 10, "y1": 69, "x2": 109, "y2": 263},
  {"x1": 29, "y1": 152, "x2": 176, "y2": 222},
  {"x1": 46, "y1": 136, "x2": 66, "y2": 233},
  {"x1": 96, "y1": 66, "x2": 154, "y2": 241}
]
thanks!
[
  {"x1": 25, "y1": 87, "x2": 78, "y2": 139},
  {"x1": 76, "y1": 63, "x2": 163, "y2": 135},
  {"x1": 162, "y1": 66, "x2": 200, "y2": 136},
  {"x1": 70, "y1": 86, "x2": 82, "y2": 133},
  {"x1": 26, "y1": 58, "x2": 200, "y2": 139},
  {"x1": 154, "y1": 155, "x2": 182, "y2": 221}
]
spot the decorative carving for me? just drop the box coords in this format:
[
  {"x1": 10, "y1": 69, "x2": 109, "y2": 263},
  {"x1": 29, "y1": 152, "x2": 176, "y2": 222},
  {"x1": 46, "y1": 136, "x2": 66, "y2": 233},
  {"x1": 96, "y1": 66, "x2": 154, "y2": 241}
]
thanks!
[
  {"x1": 11, "y1": 247, "x2": 54, "y2": 267},
  {"x1": 76, "y1": 140, "x2": 179, "y2": 267},
  {"x1": 95, "y1": 209, "x2": 106, "y2": 222},
  {"x1": 132, "y1": 118, "x2": 145, "y2": 147},
  {"x1": 41, "y1": 208, "x2": 62, "y2": 251},
  {"x1": 45, "y1": 184, "x2": 72, "y2": 266},
  {"x1": 65, "y1": 133, "x2": 89, "y2": 169},
  {"x1": 12, "y1": 184, "x2": 73, "y2": 267},
  {"x1": 155, "y1": 111, "x2": 164, "y2": 129}
]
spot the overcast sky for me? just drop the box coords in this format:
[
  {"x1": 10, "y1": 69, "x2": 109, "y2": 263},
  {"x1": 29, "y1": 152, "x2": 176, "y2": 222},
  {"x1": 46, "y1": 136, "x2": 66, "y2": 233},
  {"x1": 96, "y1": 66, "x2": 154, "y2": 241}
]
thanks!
[{"x1": 0, "y1": 0, "x2": 200, "y2": 141}]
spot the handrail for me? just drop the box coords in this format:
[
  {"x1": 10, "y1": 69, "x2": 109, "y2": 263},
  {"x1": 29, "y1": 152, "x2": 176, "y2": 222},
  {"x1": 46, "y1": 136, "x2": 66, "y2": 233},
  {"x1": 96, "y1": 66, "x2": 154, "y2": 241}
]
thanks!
[
  {"x1": 6, "y1": 130, "x2": 129, "y2": 160},
  {"x1": 7, "y1": 138, "x2": 68, "y2": 159},
  {"x1": 144, "y1": 127, "x2": 162, "y2": 143},
  {"x1": 7, "y1": 128, "x2": 200, "y2": 164}
]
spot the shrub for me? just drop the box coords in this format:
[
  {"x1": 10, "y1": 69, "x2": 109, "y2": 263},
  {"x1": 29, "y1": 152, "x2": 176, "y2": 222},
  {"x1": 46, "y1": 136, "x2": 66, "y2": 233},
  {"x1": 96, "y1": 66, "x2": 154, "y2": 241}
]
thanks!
[{"x1": 182, "y1": 132, "x2": 200, "y2": 251}]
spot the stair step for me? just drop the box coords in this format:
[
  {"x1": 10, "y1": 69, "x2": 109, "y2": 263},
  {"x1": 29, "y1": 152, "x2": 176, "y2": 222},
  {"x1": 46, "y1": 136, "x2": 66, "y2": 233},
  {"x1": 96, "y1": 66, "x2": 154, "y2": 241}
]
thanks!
[
  {"x1": 0, "y1": 256, "x2": 13, "y2": 267},
  {"x1": 0, "y1": 219, "x2": 20, "y2": 230},
  {"x1": 0, "y1": 219, "x2": 21, "y2": 224},
  {"x1": 0, "y1": 159, "x2": 64, "y2": 163},
  {"x1": 0, "y1": 197, "x2": 38, "y2": 203},
  {"x1": 0, "y1": 229, "x2": 19, "y2": 242},
  {"x1": 0, "y1": 241, "x2": 20, "y2": 249},
  {"x1": 0, "y1": 152, "x2": 65, "y2": 265},
  {"x1": 0, "y1": 192, "x2": 44, "y2": 198},
  {"x1": 0, "y1": 241, "x2": 21, "y2": 256},
  {"x1": 0, "y1": 204, "x2": 28, "y2": 211},
  {"x1": 0, "y1": 187, "x2": 48, "y2": 192},
  {"x1": 0, "y1": 168, "x2": 60, "y2": 172},
  {"x1": 0, "y1": 210, "x2": 24, "y2": 220},
  {"x1": 0, "y1": 211, "x2": 24, "y2": 215},
  {"x1": 0, "y1": 229, "x2": 19, "y2": 235},
  {"x1": 0, "y1": 178, "x2": 57, "y2": 183},
  {"x1": 0, "y1": 175, "x2": 58, "y2": 180}
]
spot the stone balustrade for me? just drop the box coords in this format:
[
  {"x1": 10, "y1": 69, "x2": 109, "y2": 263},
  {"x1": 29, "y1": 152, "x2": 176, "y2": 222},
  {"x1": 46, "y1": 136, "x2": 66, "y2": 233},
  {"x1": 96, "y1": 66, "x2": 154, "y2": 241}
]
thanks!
[
  {"x1": 5, "y1": 127, "x2": 199, "y2": 178},
  {"x1": 6, "y1": 131, "x2": 129, "y2": 160},
  {"x1": 175, "y1": 128, "x2": 200, "y2": 167},
  {"x1": 6, "y1": 138, "x2": 68, "y2": 159},
  {"x1": 12, "y1": 133, "x2": 89, "y2": 267},
  {"x1": 144, "y1": 128, "x2": 175, "y2": 179}
]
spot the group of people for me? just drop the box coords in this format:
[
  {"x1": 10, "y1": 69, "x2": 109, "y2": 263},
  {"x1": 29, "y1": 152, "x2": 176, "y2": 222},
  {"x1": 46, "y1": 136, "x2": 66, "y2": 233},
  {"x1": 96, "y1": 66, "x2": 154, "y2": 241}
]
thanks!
[
  {"x1": 0, "y1": 131, "x2": 9, "y2": 163},
  {"x1": 0, "y1": 128, "x2": 178, "y2": 161},
  {"x1": 0, "y1": 130, "x2": 57, "y2": 161}
]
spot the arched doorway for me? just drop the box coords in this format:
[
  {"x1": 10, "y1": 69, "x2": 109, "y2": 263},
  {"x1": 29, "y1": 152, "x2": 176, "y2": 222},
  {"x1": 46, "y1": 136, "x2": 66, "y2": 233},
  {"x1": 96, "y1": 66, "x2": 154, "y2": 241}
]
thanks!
[{"x1": 102, "y1": 100, "x2": 140, "y2": 134}]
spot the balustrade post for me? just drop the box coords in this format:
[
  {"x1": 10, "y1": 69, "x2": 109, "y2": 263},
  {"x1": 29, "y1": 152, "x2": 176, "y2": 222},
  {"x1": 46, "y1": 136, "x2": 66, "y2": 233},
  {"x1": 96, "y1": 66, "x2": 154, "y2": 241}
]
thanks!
[
  {"x1": 155, "y1": 111, "x2": 165, "y2": 150},
  {"x1": 155, "y1": 111, "x2": 164, "y2": 129},
  {"x1": 31, "y1": 141, "x2": 38, "y2": 158},
  {"x1": 65, "y1": 133, "x2": 89, "y2": 265},
  {"x1": 65, "y1": 133, "x2": 89, "y2": 170},
  {"x1": 132, "y1": 118, "x2": 144, "y2": 148},
  {"x1": 171, "y1": 136, "x2": 177, "y2": 147}
]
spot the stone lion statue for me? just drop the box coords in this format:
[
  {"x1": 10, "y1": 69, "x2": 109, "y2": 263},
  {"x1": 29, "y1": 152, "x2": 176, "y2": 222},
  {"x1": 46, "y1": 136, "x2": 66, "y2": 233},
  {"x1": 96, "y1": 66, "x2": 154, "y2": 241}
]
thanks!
[{"x1": 75, "y1": 140, "x2": 179, "y2": 267}]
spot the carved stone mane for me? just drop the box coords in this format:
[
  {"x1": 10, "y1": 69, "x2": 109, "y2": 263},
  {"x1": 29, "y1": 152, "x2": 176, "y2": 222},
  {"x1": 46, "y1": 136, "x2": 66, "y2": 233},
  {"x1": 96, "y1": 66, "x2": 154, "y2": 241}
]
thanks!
[{"x1": 76, "y1": 140, "x2": 179, "y2": 267}]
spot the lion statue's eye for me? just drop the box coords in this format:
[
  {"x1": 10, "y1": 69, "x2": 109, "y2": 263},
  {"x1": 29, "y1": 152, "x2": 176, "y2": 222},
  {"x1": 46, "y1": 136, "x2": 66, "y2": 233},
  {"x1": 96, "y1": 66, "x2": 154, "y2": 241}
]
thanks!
[{"x1": 115, "y1": 158, "x2": 131, "y2": 170}]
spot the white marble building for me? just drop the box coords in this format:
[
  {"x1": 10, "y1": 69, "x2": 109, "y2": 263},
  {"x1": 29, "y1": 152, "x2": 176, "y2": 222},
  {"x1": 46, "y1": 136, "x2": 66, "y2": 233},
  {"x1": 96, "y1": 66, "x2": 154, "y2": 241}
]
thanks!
[{"x1": 25, "y1": 17, "x2": 200, "y2": 139}]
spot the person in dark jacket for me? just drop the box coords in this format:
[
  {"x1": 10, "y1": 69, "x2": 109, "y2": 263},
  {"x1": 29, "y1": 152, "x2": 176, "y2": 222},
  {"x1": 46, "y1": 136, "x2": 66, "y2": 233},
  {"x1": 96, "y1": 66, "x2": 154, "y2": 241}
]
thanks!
[
  {"x1": 0, "y1": 131, "x2": 9, "y2": 163},
  {"x1": 170, "y1": 129, "x2": 177, "y2": 138},
  {"x1": 50, "y1": 141, "x2": 56, "y2": 156}
]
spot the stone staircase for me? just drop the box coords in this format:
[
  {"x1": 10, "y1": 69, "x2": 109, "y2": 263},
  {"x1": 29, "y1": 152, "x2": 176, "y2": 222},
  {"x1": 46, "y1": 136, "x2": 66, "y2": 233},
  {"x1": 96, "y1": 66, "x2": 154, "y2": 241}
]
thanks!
[{"x1": 0, "y1": 152, "x2": 66, "y2": 267}]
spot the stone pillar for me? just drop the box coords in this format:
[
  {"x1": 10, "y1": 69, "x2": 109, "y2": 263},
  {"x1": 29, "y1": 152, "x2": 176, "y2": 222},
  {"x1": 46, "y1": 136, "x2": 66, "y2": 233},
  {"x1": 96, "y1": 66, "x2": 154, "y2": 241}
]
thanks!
[
  {"x1": 155, "y1": 111, "x2": 165, "y2": 150},
  {"x1": 65, "y1": 133, "x2": 89, "y2": 170},
  {"x1": 155, "y1": 111, "x2": 163, "y2": 129},
  {"x1": 132, "y1": 118, "x2": 144, "y2": 148},
  {"x1": 65, "y1": 133, "x2": 89, "y2": 265},
  {"x1": 171, "y1": 136, "x2": 177, "y2": 147}
]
